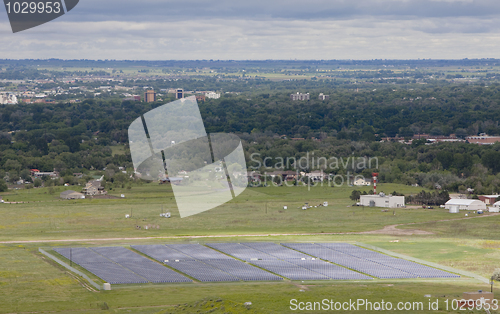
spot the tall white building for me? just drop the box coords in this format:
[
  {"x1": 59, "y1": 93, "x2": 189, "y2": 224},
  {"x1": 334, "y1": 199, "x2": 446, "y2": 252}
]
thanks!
[
  {"x1": 290, "y1": 92, "x2": 310, "y2": 101},
  {"x1": 318, "y1": 93, "x2": 329, "y2": 100}
]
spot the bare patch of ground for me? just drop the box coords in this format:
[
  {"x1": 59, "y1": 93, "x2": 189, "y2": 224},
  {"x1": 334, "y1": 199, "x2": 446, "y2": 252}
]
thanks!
[{"x1": 359, "y1": 224, "x2": 434, "y2": 235}]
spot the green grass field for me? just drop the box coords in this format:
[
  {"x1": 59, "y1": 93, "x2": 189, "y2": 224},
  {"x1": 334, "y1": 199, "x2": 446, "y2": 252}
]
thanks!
[
  {"x1": 0, "y1": 183, "x2": 471, "y2": 241},
  {"x1": 0, "y1": 183, "x2": 499, "y2": 313},
  {"x1": 0, "y1": 236, "x2": 498, "y2": 313}
]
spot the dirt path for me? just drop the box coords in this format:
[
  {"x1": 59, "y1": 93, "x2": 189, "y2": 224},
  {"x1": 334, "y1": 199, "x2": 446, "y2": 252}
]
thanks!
[
  {"x1": 358, "y1": 224, "x2": 434, "y2": 235},
  {"x1": 1, "y1": 213, "x2": 498, "y2": 244}
]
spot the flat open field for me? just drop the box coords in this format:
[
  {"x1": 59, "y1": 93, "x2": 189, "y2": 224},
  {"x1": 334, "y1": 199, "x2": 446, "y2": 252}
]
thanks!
[
  {"x1": 0, "y1": 183, "x2": 487, "y2": 241},
  {"x1": 0, "y1": 184, "x2": 499, "y2": 313}
]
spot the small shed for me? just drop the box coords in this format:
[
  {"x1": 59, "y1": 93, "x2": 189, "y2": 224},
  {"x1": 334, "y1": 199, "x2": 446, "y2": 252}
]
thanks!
[
  {"x1": 489, "y1": 201, "x2": 500, "y2": 213},
  {"x1": 444, "y1": 199, "x2": 486, "y2": 211},
  {"x1": 60, "y1": 190, "x2": 85, "y2": 200}
]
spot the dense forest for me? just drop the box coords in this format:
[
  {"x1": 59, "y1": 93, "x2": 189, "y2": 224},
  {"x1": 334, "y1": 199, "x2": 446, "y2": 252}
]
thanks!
[{"x1": 2, "y1": 81, "x2": 500, "y2": 195}]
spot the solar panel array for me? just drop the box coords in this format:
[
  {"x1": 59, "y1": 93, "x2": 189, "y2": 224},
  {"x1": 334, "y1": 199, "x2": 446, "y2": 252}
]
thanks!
[
  {"x1": 89, "y1": 247, "x2": 191, "y2": 283},
  {"x1": 283, "y1": 243, "x2": 459, "y2": 279},
  {"x1": 206, "y1": 242, "x2": 277, "y2": 260},
  {"x1": 133, "y1": 244, "x2": 282, "y2": 282},
  {"x1": 76, "y1": 262, "x2": 148, "y2": 284},
  {"x1": 289, "y1": 259, "x2": 373, "y2": 280},
  {"x1": 53, "y1": 243, "x2": 457, "y2": 284},
  {"x1": 317, "y1": 243, "x2": 459, "y2": 279},
  {"x1": 202, "y1": 259, "x2": 280, "y2": 281},
  {"x1": 167, "y1": 244, "x2": 235, "y2": 260},
  {"x1": 54, "y1": 247, "x2": 109, "y2": 264},
  {"x1": 131, "y1": 244, "x2": 195, "y2": 262},
  {"x1": 206, "y1": 242, "x2": 372, "y2": 281},
  {"x1": 241, "y1": 242, "x2": 312, "y2": 260},
  {"x1": 165, "y1": 260, "x2": 239, "y2": 282},
  {"x1": 54, "y1": 247, "x2": 191, "y2": 284},
  {"x1": 250, "y1": 260, "x2": 330, "y2": 280}
]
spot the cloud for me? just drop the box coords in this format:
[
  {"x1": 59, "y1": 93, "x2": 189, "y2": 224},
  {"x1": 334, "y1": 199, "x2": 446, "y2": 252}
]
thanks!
[
  {"x1": 66, "y1": 0, "x2": 500, "y2": 21},
  {"x1": 1, "y1": 0, "x2": 500, "y2": 59}
]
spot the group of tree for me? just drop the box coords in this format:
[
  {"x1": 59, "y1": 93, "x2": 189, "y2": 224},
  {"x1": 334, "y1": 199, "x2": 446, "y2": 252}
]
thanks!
[{"x1": 2, "y1": 82, "x2": 500, "y2": 194}]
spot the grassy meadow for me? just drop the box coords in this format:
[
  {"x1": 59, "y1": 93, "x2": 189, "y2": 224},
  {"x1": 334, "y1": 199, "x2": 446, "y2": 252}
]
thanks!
[{"x1": 0, "y1": 183, "x2": 472, "y2": 241}]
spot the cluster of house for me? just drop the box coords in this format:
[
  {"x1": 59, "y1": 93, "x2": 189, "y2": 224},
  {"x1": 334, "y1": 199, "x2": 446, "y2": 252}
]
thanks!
[
  {"x1": 241, "y1": 171, "x2": 376, "y2": 187},
  {"x1": 245, "y1": 170, "x2": 328, "y2": 183},
  {"x1": 59, "y1": 179, "x2": 107, "y2": 200},
  {"x1": 123, "y1": 88, "x2": 221, "y2": 103},
  {"x1": 382, "y1": 133, "x2": 500, "y2": 145}
]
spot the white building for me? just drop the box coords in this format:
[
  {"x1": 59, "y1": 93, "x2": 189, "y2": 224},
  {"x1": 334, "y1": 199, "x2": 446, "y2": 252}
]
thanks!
[
  {"x1": 489, "y1": 201, "x2": 500, "y2": 213},
  {"x1": 318, "y1": 93, "x2": 329, "y2": 100},
  {"x1": 353, "y1": 177, "x2": 371, "y2": 186},
  {"x1": 306, "y1": 170, "x2": 326, "y2": 181},
  {"x1": 290, "y1": 92, "x2": 310, "y2": 101},
  {"x1": 444, "y1": 199, "x2": 486, "y2": 211},
  {"x1": 0, "y1": 93, "x2": 17, "y2": 105},
  {"x1": 205, "y1": 92, "x2": 221, "y2": 99},
  {"x1": 359, "y1": 194, "x2": 405, "y2": 208}
]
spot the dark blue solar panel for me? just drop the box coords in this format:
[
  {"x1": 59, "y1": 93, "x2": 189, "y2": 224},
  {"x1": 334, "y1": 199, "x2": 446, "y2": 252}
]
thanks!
[
  {"x1": 119, "y1": 261, "x2": 191, "y2": 283},
  {"x1": 136, "y1": 244, "x2": 282, "y2": 281},
  {"x1": 203, "y1": 259, "x2": 283, "y2": 281},
  {"x1": 316, "y1": 243, "x2": 459, "y2": 278},
  {"x1": 282, "y1": 243, "x2": 415, "y2": 279},
  {"x1": 206, "y1": 243, "x2": 277, "y2": 261},
  {"x1": 284, "y1": 243, "x2": 458, "y2": 279},
  {"x1": 54, "y1": 247, "x2": 110, "y2": 264},
  {"x1": 241, "y1": 242, "x2": 312, "y2": 260},
  {"x1": 166, "y1": 244, "x2": 233, "y2": 260},
  {"x1": 131, "y1": 244, "x2": 195, "y2": 262},
  {"x1": 79, "y1": 262, "x2": 148, "y2": 284},
  {"x1": 250, "y1": 260, "x2": 330, "y2": 280},
  {"x1": 286, "y1": 259, "x2": 373, "y2": 280},
  {"x1": 56, "y1": 246, "x2": 191, "y2": 284},
  {"x1": 90, "y1": 247, "x2": 145, "y2": 263},
  {"x1": 165, "y1": 260, "x2": 239, "y2": 282}
]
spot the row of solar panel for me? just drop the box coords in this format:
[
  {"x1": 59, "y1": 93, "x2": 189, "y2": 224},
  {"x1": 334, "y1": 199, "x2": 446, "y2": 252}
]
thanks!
[
  {"x1": 282, "y1": 243, "x2": 460, "y2": 279},
  {"x1": 53, "y1": 243, "x2": 459, "y2": 284},
  {"x1": 139, "y1": 243, "x2": 369, "y2": 281},
  {"x1": 204, "y1": 242, "x2": 372, "y2": 280},
  {"x1": 54, "y1": 247, "x2": 190, "y2": 284},
  {"x1": 132, "y1": 244, "x2": 283, "y2": 282}
]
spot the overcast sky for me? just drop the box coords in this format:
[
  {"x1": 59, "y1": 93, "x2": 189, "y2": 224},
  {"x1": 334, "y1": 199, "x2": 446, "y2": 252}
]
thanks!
[{"x1": 1, "y1": 0, "x2": 500, "y2": 60}]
